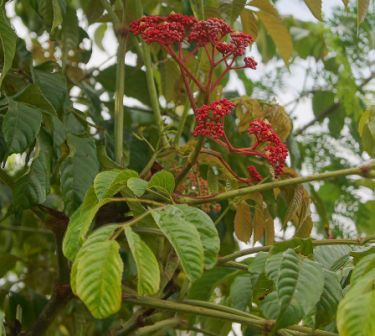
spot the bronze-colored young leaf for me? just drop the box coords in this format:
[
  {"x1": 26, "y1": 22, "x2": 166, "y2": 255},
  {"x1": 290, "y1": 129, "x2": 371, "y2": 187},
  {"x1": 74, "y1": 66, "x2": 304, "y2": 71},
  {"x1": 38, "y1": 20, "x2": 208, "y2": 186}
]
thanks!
[{"x1": 234, "y1": 201, "x2": 252, "y2": 242}]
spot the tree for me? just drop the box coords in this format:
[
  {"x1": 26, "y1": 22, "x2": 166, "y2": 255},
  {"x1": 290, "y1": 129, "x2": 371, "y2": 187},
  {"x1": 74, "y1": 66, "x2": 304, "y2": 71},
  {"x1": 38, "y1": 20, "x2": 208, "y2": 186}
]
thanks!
[{"x1": 0, "y1": 0, "x2": 374, "y2": 335}]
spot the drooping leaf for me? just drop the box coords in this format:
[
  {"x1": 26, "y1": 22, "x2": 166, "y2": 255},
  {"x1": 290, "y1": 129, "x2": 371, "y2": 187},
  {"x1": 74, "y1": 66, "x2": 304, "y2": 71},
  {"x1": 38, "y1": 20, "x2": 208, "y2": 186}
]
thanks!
[
  {"x1": 337, "y1": 270, "x2": 375, "y2": 336},
  {"x1": 264, "y1": 249, "x2": 324, "y2": 327},
  {"x1": 148, "y1": 170, "x2": 175, "y2": 195},
  {"x1": 241, "y1": 9, "x2": 258, "y2": 38},
  {"x1": 71, "y1": 224, "x2": 119, "y2": 293},
  {"x1": 176, "y1": 205, "x2": 220, "y2": 269},
  {"x1": 357, "y1": 0, "x2": 370, "y2": 25},
  {"x1": 304, "y1": 0, "x2": 322, "y2": 21},
  {"x1": 94, "y1": 169, "x2": 138, "y2": 200},
  {"x1": 250, "y1": 0, "x2": 293, "y2": 64},
  {"x1": 0, "y1": 6, "x2": 17, "y2": 87},
  {"x1": 60, "y1": 134, "x2": 99, "y2": 215},
  {"x1": 229, "y1": 273, "x2": 252, "y2": 311},
  {"x1": 124, "y1": 227, "x2": 160, "y2": 295},
  {"x1": 2, "y1": 99, "x2": 42, "y2": 154},
  {"x1": 234, "y1": 201, "x2": 252, "y2": 243},
  {"x1": 13, "y1": 132, "x2": 52, "y2": 209},
  {"x1": 188, "y1": 267, "x2": 238, "y2": 300},
  {"x1": 351, "y1": 253, "x2": 375, "y2": 284},
  {"x1": 76, "y1": 240, "x2": 123, "y2": 318},
  {"x1": 314, "y1": 245, "x2": 351, "y2": 271},
  {"x1": 316, "y1": 269, "x2": 343, "y2": 327},
  {"x1": 151, "y1": 205, "x2": 204, "y2": 282}
]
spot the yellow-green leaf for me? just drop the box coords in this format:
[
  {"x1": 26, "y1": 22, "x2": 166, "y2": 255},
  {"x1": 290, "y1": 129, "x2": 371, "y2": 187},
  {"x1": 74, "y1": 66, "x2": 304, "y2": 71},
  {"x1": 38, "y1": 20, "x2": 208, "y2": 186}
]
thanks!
[
  {"x1": 304, "y1": 0, "x2": 323, "y2": 21},
  {"x1": 357, "y1": 0, "x2": 370, "y2": 25},
  {"x1": 250, "y1": 0, "x2": 293, "y2": 64}
]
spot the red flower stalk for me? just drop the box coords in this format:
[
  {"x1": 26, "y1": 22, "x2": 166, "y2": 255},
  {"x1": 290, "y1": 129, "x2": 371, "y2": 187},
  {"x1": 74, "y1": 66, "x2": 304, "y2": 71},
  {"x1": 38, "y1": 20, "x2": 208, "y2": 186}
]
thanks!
[{"x1": 247, "y1": 166, "x2": 263, "y2": 182}]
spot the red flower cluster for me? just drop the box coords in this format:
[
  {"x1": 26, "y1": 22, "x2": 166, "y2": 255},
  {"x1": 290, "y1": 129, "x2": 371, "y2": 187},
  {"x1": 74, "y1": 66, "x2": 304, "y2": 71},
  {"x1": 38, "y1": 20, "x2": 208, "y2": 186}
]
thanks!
[
  {"x1": 244, "y1": 57, "x2": 257, "y2": 69},
  {"x1": 129, "y1": 14, "x2": 197, "y2": 46},
  {"x1": 188, "y1": 18, "x2": 232, "y2": 46},
  {"x1": 247, "y1": 120, "x2": 288, "y2": 176},
  {"x1": 193, "y1": 99, "x2": 235, "y2": 139}
]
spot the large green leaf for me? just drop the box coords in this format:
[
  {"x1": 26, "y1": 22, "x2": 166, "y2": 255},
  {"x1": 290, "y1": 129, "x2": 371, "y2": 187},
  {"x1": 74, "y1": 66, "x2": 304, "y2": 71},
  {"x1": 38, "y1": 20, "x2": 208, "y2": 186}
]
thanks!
[
  {"x1": 2, "y1": 99, "x2": 42, "y2": 154},
  {"x1": 62, "y1": 187, "x2": 111, "y2": 261},
  {"x1": 0, "y1": 7, "x2": 17, "y2": 87},
  {"x1": 127, "y1": 177, "x2": 149, "y2": 197},
  {"x1": 229, "y1": 273, "x2": 252, "y2": 311},
  {"x1": 264, "y1": 249, "x2": 324, "y2": 327},
  {"x1": 175, "y1": 205, "x2": 220, "y2": 269},
  {"x1": 314, "y1": 245, "x2": 351, "y2": 271},
  {"x1": 351, "y1": 253, "x2": 375, "y2": 284},
  {"x1": 151, "y1": 205, "x2": 204, "y2": 282},
  {"x1": 76, "y1": 239, "x2": 123, "y2": 318},
  {"x1": 312, "y1": 90, "x2": 335, "y2": 118},
  {"x1": 124, "y1": 227, "x2": 160, "y2": 295},
  {"x1": 60, "y1": 134, "x2": 99, "y2": 215},
  {"x1": 71, "y1": 224, "x2": 119, "y2": 293},
  {"x1": 337, "y1": 270, "x2": 375, "y2": 336}
]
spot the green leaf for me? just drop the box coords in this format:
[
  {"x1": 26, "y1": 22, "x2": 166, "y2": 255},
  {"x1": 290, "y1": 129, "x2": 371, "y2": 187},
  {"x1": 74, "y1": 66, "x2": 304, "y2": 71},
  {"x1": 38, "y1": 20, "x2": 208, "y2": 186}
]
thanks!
[
  {"x1": 229, "y1": 273, "x2": 252, "y2": 311},
  {"x1": 151, "y1": 205, "x2": 204, "y2": 282},
  {"x1": 96, "y1": 65, "x2": 151, "y2": 106},
  {"x1": 71, "y1": 224, "x2": 119, "y2": 293},
  {"x1": 176, "y1": 205, "x2": 220, "y2": 270},
  {"x1": 351, "y1": 253, "x2": 375, "y2": 284},
  {"x1": 2, "y1": 99, "x2": 42, "y2": 154},
  {"x1": 124, "y1": 227, "x2": 160, "y2": 295},
  {"x1": 60, "y1": 134, "x2": 99, "y2": 215},
  {"x1": 94, "y1": 24, "x2": 107, "y2": 51},
  {"x1": 314, "y1": 245, "x2": 351, "y2": 271},
  {"x1": 337, "y1": 270, "x2": 375, "y2": 336},
  {"x1": 51, "y1": 0, "x2": 65, "y2": 32},
  {"x1": 76, "y1": 239, "x2": 123, "y2": 318},
  {"x1": 127, "y1": 177, "x2": 149, "y2": 197},
  {"x1": 0, "y1": 6, "x2": 17, "y2": 88},
  {"x1": 316, "y1": 270, "x2": 343, "y2": 327},
  {"x1": 304, "y1": 0, "x2": 322, "y2": 21},
  {"x1": 264, "y1": 249, "x2": 324, "y2": 327},
  {"x1": 312, "y1": 90, "x2": 335, "y2": 118},
  {"x1": 33, "y1": 63, "x2": 68, "y2": 113},
  {"x1": 188, "y1": 267, "x2": 238, "y2": 300},
  {"x1": 13, "y1": 132, "x2": 52, "y2": 209},
  {"x1": 250, "y1": 0, "x2": 293, "y2": 65},
  {"x1": 94, "y1": 169, "x2": 138, "y2": 200},
  {"x1": 358, "y1": 110, "x2": 375, "y2": 158},
  {"x1": 62, "y1": 187, "x2": 112, "y2": 261},
  {"x1": 357, "y1": 0, "x2": 370, "y2": 25},
  {"x1": 148, "y1": 170, "x2": 175, "y2": 195},
  {"x1": 0, "y1": 254, "x2": 18, "y2": 277}
]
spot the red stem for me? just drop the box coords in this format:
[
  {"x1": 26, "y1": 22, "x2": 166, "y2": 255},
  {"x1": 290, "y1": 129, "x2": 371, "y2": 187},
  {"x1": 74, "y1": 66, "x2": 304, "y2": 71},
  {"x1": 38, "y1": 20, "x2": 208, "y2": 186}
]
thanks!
[{"x1": 166, "y1": 46, "x2": 206, "y2": 92}]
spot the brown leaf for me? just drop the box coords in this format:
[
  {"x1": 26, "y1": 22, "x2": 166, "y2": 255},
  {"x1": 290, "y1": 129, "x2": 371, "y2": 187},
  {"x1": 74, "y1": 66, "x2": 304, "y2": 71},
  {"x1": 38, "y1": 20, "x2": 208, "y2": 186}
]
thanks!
[
  {"x1": 234, "y1": 201, "x2": 252, "y2": 242},
  {"x1": 264, "y1": 209, "x2": 274, "y2": 245},
  {"x1": 283, "y1": 184, "x2": 305, "y2": 228}
]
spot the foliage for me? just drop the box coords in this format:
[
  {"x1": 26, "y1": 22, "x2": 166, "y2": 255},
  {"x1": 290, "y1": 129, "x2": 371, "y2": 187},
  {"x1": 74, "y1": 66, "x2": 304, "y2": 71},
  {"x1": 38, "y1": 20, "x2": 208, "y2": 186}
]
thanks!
[{"x1": 0, "y1": 1, "x2": 374, "y2": 335}]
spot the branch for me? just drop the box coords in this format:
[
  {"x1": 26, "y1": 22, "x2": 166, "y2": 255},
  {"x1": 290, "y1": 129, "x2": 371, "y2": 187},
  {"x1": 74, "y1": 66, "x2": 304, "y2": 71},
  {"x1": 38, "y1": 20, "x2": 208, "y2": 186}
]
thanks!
[
  {"x1": 176, "y1": 162, "x2": 374, "y2": 204},
  {"x1": 218, "y1": 236, "x2": 375, "y2": 264},
  {"x1": 113, "y1": 10, "x2": 127, "y2": 165},
  {"x1": 23, "y1": 286, "x2": 72, "y2": 336},
  {"x1": 123, "y1": 295, "x2": 337, "y2": 336}
]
